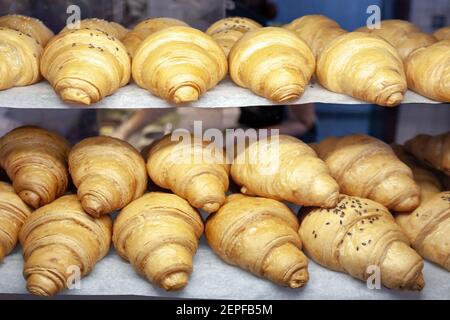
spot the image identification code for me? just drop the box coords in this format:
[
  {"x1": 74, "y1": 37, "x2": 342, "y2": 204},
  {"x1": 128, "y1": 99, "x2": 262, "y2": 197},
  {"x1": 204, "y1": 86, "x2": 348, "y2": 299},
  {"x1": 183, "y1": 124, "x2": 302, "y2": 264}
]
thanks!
[{"x1": 176, "y1": 304, "x2": 273, "y2": 317}]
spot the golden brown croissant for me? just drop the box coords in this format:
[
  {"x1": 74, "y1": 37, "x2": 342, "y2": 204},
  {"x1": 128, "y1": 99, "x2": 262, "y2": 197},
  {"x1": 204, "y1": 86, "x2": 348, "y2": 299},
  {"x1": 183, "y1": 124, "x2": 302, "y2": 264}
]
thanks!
[
  {"x1": 40, "y1": 28, "x2": 131, "y2": 105},
  {"x1": 0, "y1": 14, "x2": 54, "y2": 46},
  {"x1": 231, "y1": 135, "x2": 339, "y2": 208},
  {"x1": 405, "y1": 132, "x2": 450, "y2": 176},
  {"x1": 0, "y1": 126, "x2": 70, "y2": 209},
  {"x1": 19, "y1": 195, "x2": 112, "y2": 296},
  {"x1": 0, "y1": 27, "x2": 43, "y2": 90},
  {"x1": 206, "y1": 17, "x2": 262, "y2": 57},
  {"x1": 229, "y1": 27, "x2": 315, "y2": 102},
  {"x1": 434, "y1": 26, "x2": 450, "y2": 40},
  {"x1": 356, "y1": 20, "x2": 421, "y2": 48},
  {"x1": 0, "y1": 182, "x2": 32, "y2": 262},
  {"x1": 69, "y1": 136, "x2": 148, "y2": 217},
  {"x1": 206, "y1": 194, "x2": 309, "y2": 288},
  {"x1": 146, "y1": 134, "x2": 229, "y2": 213},
  {"x1": 299, "y1": 195, "x2": 425, "y2": 290},
  {"x1": 313, "y1": 135, "x2": 420, "y2": 212},
  {"x1": 122, "y1": 17, "x2": 188, "y2": 57},
  {"x1": 113, "y1": 192, "x2": 203, "y2": 291},
  {"x1": 60, "y1": 18, "x2": 128, "y2": 40},
  {"x1": 404, "y1": 41, "x2": 450, "y2": 102},
  {"x1": 285, "y1": 15, "x2": 347, "y2": 57},
  {"x1": 132, "y1": 26, "x2": 227, "y2": 103}
]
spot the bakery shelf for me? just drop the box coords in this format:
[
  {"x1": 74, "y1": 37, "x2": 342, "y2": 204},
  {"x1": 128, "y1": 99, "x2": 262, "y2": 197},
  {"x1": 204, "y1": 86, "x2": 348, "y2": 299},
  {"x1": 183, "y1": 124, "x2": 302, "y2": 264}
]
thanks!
[
  {"x1": 0, "y1": 79, "x2": 441, "y2": 109},
  {"x1": 1, "y1": 239, "x2": 449, "y2": 300}
]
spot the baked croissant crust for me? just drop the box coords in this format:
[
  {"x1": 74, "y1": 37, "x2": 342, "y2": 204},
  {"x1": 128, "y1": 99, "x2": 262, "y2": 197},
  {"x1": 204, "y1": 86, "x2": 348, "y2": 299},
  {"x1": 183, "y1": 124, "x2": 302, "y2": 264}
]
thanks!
[
  {"x1": 0, "y1": 27, "x2": 43, "y2": 90},
  {"x1": 132, "y1": 26, "x2": 227, "y2": 103},
  {"x1": 313, "y1": 135, "x2": 420, "y2": 212},
  {"x1": 69, "y1": 136, "x2": 148, "y2": 217},
  {"x1": 206, "y1": 194, "x2": 309, "y2": 288},
  {"x1": 404, "y1": 41, "x2": 450, "y2": 102},
  {"x1": 146, "y1": 134, "x2": 229, "y2": 213},
  {"x1": 60, "y1": 18, "x2": 128, "y2": 40},
  {"x1": 40, "y1": 28, "x2": 131, "y2": 105},
  {"x1": 0, "y1": 14, "x2": 54, "y2": 46},
  {"x1": 122, "y1": 17, "x2": 188, "y2": 57},
  {"x1": 0, "y1": 126, "x2": 70, "y2": 209},
  {"x1": 229, "y1": 27, "x2": 315, "y2": 102},
  {"x1": 19, "y1": 195, "x2": 112, "y2": 296},
  {"x1": 231, "y1": 135, "x2": 339, "y2": 208},
  {"x1": 405, "y1": 132, "x2": 450, "y2": 176},
  {"x1": 299, "y1": 195, "x2": 425, "y2": 290},
  {"x1": 113, "y1": 192, "x2": 204, "y2": 291},
  {"x1": 434, "y1": 26, "x2": 450, "y2": 40},
  {"x1": 0, "y1": 182, "x2": 32, "y2": 261},
  {"x1": 206, "y1": 17, "x2": 262, "y2": 57}
]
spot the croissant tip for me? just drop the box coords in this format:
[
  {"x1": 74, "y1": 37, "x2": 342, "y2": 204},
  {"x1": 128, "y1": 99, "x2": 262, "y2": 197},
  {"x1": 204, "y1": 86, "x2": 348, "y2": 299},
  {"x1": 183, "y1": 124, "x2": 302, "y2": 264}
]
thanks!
[
  {"x1": 411, "y1": 273, "x2": 425, "y2": 291},
  {"x1": 161, "y1": 271, "x2": 189, "y2": 291},
  {"x1": 385, "y1": 92, "x2": 404, "y2": 107},
  {"x1": 288, "y1": 268, "x2": 309, "y2": 288},
  {"x1": 19, "y1": 190, "x2": 41, "y2": 209},
  {"x1": 173, "y1": 86, "x2": 199, "y2": 103},
  {"x1": 202, "y1": 202, "x2": 221, "y2": 213},
  {"x1": 81, "y1": 195, "x2": 104, "y2": 218},
  {"x1": 59, "y1": 88, "x2": 92, "y2": 105},
  {"x1": 27, "y1": 273, "x2": 60, "y2": 297}
]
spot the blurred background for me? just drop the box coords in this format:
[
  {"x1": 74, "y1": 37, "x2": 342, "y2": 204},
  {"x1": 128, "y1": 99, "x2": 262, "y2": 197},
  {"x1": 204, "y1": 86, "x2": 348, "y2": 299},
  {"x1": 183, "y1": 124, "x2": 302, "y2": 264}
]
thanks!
[{"x1": 0, "y1": 0, "x2": 449, "y2": 149}]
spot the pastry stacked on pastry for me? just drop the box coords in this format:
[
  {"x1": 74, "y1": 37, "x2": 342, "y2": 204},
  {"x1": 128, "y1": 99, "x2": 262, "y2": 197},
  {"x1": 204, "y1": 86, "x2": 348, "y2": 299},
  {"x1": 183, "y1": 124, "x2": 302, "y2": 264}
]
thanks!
[
  {"x1": 286, "y1": 15, "x2": 407, "y2": 106},
  {"x1": 0, "y1": 14, "x2": 54, "y2": 90}
]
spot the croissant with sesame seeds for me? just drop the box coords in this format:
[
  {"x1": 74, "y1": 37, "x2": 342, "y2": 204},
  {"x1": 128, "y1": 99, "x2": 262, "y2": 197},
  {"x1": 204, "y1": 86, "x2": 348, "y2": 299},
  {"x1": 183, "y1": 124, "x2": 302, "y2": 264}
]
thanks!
[
  {"x1": 19, "y1": 195, "x2": 112, "y2": 296},
  {"x1": 40, "y1": 28, "x2": 131, "y2": 105},
  {"x1": 206, "y1": 194, "x2": 309, "y2": 288},
  {"x1": 299, "y1": 195, "x2": 425, "y2": 290},
  {"x1": 60, "y1": 18, "x2": 129, "y2": 40},
  {"x1": 206, "y1": 17, "x2": 262, "y2": 57},
  {"x1": 0, "y1": 14, "x2": 53, "y2": 90}
]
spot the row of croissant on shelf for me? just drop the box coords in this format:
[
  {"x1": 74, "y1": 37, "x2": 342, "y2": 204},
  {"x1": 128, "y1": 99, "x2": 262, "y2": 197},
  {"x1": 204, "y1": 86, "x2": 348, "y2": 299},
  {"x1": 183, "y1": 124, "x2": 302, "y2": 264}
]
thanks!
[
  {"x1": 0, "y1": 14, "x2": 449, "y2": 107},
  {"x1": 0, "y1": 125, "x2": 448, "y2": 296}
]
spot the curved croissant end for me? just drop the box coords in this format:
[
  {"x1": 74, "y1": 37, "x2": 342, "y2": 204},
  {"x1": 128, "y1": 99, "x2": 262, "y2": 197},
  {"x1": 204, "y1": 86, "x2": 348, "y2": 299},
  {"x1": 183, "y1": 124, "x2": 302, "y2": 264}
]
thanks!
[
  {"x1": 206, "y1": 17, "x2": 262, "y2": 56},
  {"x1": 0, "y1": 14, "x2": 54, "y2": 46},
  {"x1": 0, "y1": 28, "x2": 43, "y2": 90},
  {"x1": 60, "y1": 18, "x2": 129, "y2": 40},
  {"x1": 0, "y1": 182, "x2": 32, "y2": 262},
  {"x1": 146, "y1": 134, "x2": 230, "y2": 213},
  {"x1": 434, "y1": 26, "x2": 450, "y2": 41},
  {"x1": 123, "y1": 17, "x2": 188, "y2": 57},
  {"x1": 113, "y1": 192, "x2": 204, "y2": 291},
  {"x1": 41, "y1": 28, "x2": 131, "y2": 105},
  {"x1": 206, "y1": 194, "x2": 309, "y2": 288},
  {"x1": 300, "y1": 196, "x2": 425, "y2": 290},
  {"x1": 0, "y1": 126, "x2": 70, "y2": 209},
  {"x1": 19, "y1": 195, "x2": 112, "y2": 296},
  {"x1": 229, "y1": 27, "x2": 316, "y2": 102},
  {"x1": 132, "y1": 26, "x2": 227, "y2": 103},
  {"x1": 69, "y1": 136, "x2": 148, "y2": 217},
  {"x1": 404, "y1": 40, "x2": 450, "y2": 102},
  {"x1": 317, "y1": 32, "x2": 407, "y2": 107}
]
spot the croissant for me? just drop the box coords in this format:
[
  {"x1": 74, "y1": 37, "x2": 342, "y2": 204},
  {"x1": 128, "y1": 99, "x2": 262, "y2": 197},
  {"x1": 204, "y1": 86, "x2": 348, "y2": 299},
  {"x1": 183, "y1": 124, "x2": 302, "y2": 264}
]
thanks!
[
  {"x1": 19, "y1": 195, "x2": 112, "y2": 296},
  {"x1": 40, "y1": 28, "x2": 131, "y2": 105},
  {"x1": 206, "y1": 194, "x2": 308, "y2": 288},
  {"x1": 132, "y1": 26, "x2": 227, "y2": 103},
  {"x1": 0, "y1": 182, "x2": 32, "y2": 262},
  {"x1": 0, "y1": 126, "x2": 70, "y2": 209},
  {"x1": 404, "y1": 41, "x2": 450, "y2": 102},
  {"x1": 313, "y1": 135, "x2": 420, "y2": 212},
  {"x1": 0, "y1": 14, "x2": 54, "y2": 46},
  {"x1": 434, "y1": 26, "x2": 450, "y2": 40},
  {"x1": 231, "y1": 135, "x2": 339, "y2": 208},
  {"x1": 299, "y1": 195, "x2": 425, "y2": 290},
  {"x1": 60, "y1": 18, "x2": 128, "y2": 40},
  {"x1": 356, "y1": 20, "x2": 421, "y2": 48},
  {"x1": 122, "y1": 17, "x2": 188, "y2": 57},
  {"x1": 206, "y1": 17, "x2": 262, "y2": 57},
  {"x1": 69, "y1": 136, "x2": 148, "y2": 217},
  {"x1": 113, "y1": 192, "x2": 203, "y2": 291},
  {"x1": 405, "y1": 132, "x2": 450, "y2": 176},
  {"x1": 146, "y1": 134, "x2": 229, "y2": 213},
  {"x1": 229, "y1": 27, "x2": 315, "y2": 102},
  {"x1": 285, "y1": 15, "x2": 346, "y2": 57}
]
